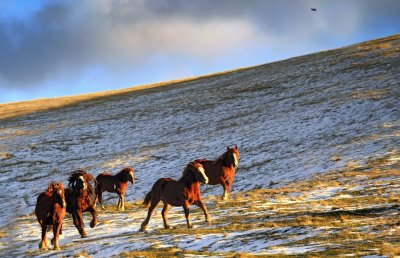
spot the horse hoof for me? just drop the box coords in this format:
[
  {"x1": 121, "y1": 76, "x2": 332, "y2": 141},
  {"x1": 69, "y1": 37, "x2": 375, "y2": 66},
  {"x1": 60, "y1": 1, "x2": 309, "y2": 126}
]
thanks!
[
  {"x1": 90, "y1": 220, "x2": 97, "y2": 228},
  {"x1": 187, "y1": 225, "x2": 193, "y2": 229},
  {"x1": 80, "y1": 231, "x2": 88, "y2": 238},
  {"x1": 51, "y1": 239, "x2": 55, "y2": 246},
  {"x1": 164, "y1": 225, "x2": 173, "y2": 230},
  {"x1": 53, "y1": 244, "x2": 60, "y2": 251},
  {"x1": 39, "y1": 242, "x2": 47, "y2": 250}
]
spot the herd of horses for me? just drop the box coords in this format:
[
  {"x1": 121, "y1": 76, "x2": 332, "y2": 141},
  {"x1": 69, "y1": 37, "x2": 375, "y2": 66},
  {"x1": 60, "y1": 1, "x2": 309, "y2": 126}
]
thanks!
[{"x1": 35, "y1": 146, "x2": 240, "y2": 250}]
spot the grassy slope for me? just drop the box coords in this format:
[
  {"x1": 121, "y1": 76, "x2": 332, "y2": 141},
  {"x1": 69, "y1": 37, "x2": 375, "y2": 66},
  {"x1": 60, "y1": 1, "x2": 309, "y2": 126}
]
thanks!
[
  {"x1": 1, "y1": 34, "x2": 398, "y2": 119},
  {"x1": 0, "y1": 34, "x2": 399, "y2": 257},
  {"x1": 118, "y1": 153, "x2": 400, "y2": 257}
]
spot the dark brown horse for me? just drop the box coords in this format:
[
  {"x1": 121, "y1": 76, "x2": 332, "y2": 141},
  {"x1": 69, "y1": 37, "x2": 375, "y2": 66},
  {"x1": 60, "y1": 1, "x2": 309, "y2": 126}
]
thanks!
[
  {"x1": 35, "y1": 182, "x2": 66, "y2": 250},
  {"x1": 65, "y1": 170, "x2": 97, "y2": 238},
  {"x1": 140, "y1": 161, "x2": 210, "y2": 230},
  {"x1": 195, "y1": 145, "x2": 240, "y2": 200},
  {"x1": 95, "y1": 167, "x2": 135, "y2": 211}
]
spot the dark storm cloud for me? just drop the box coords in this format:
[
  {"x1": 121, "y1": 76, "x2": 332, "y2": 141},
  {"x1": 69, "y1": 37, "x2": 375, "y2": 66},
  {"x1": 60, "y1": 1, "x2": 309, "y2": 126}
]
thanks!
[
  {"x1": 0, "y1": 0, "x2": 400, "y2": 89},
  {"x1": 0, "y1": 1, "x2": 100, "y2": 86}
]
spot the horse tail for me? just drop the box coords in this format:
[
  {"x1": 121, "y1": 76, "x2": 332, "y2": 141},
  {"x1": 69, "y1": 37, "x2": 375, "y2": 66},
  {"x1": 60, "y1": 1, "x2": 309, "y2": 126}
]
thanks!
[
  {"x1": 143, "y1": 179, "x2": 168, "y2": 206},
  {"x1": 143, "y1": 191, "x2": 152, "y2": 206},
  {"x1": 95, "y1": 175, "x2": 101, "y2": 193}
]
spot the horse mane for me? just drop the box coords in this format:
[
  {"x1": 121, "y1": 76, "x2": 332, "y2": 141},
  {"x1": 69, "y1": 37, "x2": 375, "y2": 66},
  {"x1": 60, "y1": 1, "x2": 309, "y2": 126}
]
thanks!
[
  {"x1": 180, "y1": 163, "x2": 197, "y2": 184},
  {"x1": 215, "y1": 150, "x2": 229, "y2": 165},
  {"x1": 116, "y1": 167, "x2": 133, "y2": 181},
  {"x1": 46, "y1": 182, "x2": 64, "y2": 193},
  {"x1": 215, "y1": 147, "x2": 239, "y2": 167},
  {"x1": 68, "y1": 169, "x2": 88, "y2": 187}
]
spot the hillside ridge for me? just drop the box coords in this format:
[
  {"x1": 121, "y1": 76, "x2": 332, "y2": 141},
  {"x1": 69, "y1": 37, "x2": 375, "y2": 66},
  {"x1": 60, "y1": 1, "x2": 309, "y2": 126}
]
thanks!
[{"x1": 1, "y1": 33, "x2": 399, "y2": 120}]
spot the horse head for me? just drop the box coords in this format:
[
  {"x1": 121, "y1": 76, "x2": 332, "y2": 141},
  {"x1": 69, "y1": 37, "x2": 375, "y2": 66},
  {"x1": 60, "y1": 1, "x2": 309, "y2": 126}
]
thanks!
[
  {"x1": 224, "y1": 145, "x2": 240, "y2": 168},
  {"x1": 120, "y1": 167, "x2": 135, "y2": 184},
  {"x1": 69, "y1": 169, "x2": 97, "y2": 203},
  {"x1": 128, "y1": 167, "x2": 136, "y2": 183},
  {"x1": 69, "y1": 170, "x2": 88, "y2": 190},
  {"x1": 48, "y1": 182, "x2": 66, "y2": 208},
  {"x1": 186, "y1": 161, "x2": 209, "y2": 184}
]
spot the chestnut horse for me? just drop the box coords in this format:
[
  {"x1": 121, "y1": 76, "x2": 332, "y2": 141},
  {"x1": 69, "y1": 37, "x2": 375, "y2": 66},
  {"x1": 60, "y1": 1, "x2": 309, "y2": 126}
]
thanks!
[
  {"x1": 65, "y1": 170, "x2": 97, "y2": 238},
  {"x1": 195, "y1": 145, "x2": 240, "y2": 200},
  {"x1": 35, "y1": 182, "x2": 66, "y2": 250},
  {"x1": 95, "y1": 167, "x2": 135, "y2": 211},
  {"x1": 140, "y1": 162, "x2": 210, "y2": 230}
]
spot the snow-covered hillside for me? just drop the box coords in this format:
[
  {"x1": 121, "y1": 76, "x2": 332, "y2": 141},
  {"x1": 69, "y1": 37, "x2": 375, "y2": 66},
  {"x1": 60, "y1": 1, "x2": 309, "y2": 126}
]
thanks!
[{"x1": 0, "y1": 34, "x2": 399, "y2": 256}]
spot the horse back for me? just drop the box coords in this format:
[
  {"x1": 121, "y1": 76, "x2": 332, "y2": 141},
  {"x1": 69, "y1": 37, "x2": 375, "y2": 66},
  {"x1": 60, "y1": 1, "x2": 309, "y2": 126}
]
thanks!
[
  {"x1": 35, "y1": 192, "x2": 52, "y2": 223},
  {"x1": 35, "y1": 191, "x2": 65, "y2": 225},
  {"x1": 195, "y1": 159, "x2": 224, "y2": 185},
  {"x1": 96, "y1": 173, "x2": 117, "y2": 193},
  {"x1": 161, "y1": 179, "x2": 188, "y2": 206},
  {"x1": 65, "y1": 188, "x2": 76, "y2": 214}
]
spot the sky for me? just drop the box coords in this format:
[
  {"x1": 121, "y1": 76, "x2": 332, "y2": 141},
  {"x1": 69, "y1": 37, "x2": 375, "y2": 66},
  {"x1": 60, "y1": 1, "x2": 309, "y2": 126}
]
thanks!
[{"x1": 0, "y1": 0, "x2": 399, "y2": 104}]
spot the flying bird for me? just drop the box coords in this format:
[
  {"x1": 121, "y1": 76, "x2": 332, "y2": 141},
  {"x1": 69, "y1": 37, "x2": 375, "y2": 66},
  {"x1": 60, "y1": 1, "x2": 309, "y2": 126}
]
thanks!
[{"x1": 310, "y1": 8, "x2": 317, "y2": 11}]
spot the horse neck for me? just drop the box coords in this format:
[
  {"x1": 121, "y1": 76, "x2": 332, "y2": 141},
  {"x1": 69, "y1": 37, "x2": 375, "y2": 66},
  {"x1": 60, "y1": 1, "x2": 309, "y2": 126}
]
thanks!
[
  {"x1": 116, "y1": 171, "x2": 128, "y2": 182},
  {"x1": 215, "y1": 153, "x2": 228, "y2": 167},
  {"x1": 51, "y1": 191, "x2": 63, "y2": 208},
  {"x1": 218, "y1": 152, "x2": 234, "y2": 168},
  {"x1": 178, "y1": 172, "x2": 199, "y2": 189}
]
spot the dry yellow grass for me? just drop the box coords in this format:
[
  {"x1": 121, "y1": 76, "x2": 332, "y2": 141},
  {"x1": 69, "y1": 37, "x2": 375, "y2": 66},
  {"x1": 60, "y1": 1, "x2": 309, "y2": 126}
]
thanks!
[{"x1": 0, "y1": 66, "x2": 252, "y2": 120}]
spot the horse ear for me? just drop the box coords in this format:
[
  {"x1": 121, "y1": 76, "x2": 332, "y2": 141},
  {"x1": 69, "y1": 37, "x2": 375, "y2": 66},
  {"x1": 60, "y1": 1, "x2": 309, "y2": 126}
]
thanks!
[
  {"x1": 235, "y1": 145, "x2": 238, "y2": 150},
  {"x1": 227, "y1": 146, "x2": 230, "y2": 151}
]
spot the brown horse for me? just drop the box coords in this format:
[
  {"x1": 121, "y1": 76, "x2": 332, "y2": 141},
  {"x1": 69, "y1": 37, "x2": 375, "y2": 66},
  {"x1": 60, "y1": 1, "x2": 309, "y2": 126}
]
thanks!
[
  {"x1": 95, "y1": 167, "x2": 135, "y2": 211},
  {"x1": 195, "y1": 145, "x2": 240, "y2": 200},
  {"x1": 65, "y1": 170, "x2": 97, "y2": 238},
  {"x1": 140, "y1": 161, "x2": 210, "y2": 230},
  {"x1": 35, "y1": 182, "x2": 66, "y2": 250}
]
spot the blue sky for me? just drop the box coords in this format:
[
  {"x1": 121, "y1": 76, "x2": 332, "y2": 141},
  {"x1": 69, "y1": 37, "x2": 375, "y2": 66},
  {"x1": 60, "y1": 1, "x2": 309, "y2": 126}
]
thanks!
[{"x1": 0, "y1": 0, "x2": 399, "y2": 103}]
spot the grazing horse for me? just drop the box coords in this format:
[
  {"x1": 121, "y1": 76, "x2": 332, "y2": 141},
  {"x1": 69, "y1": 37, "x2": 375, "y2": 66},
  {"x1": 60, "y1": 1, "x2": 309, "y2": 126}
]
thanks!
[
  {"x1": 95, "y1": 167, "x2": 135, "y2": 211},
  {"x1": 65, "y1": 170, "x2": 97, "y2": 238},
  {"x1": 140, "y1": 162, "x2": 210, "y2": 230},
  {"x1": 195, "y1": 145, "x2": 240, "y2": 200},
  {"x1": 35, "y1": 182, "x2": 66, "y2": 250}
]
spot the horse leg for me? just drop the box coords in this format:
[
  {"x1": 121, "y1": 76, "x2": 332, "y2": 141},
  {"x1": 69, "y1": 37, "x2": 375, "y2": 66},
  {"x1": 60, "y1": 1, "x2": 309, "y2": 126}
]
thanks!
[
  {"x1": 222, "y1": 185, "x2": 228, "y2": 200},
  {"x1": 52, "y1": 222, "x2": 62, "y2": 250},
  {"x1": 93, "y1": 194, "x2": 97, "y2": 208},
  {"x1": 140, "y1": 201, "x2": 158, "y2": 231},
  {"x1": 221, "y1": 179, "x2": 232, "y2": 200},
  {"x1": 86, "y1": 205, "x2": 97, "y2": 228},
  {"x1": 161, "y1": 203, "x2": 172, "y2": 229},
  {"x1": 98, "y1": 191, "x2": 106, "y2": 210},
  {"x1": 183, "y1": 201, "x2": 192, "y2": 228},
  {"x1": 39, "y1": 224, "x2": 47, "y2": 250},
  {"x1": 121, "y1": 195, "x2": 125, "y2": 211},
  {"x1": 75, "y1": 211, "x2": 87, "y2": 238},
  {"x1": 194, "y1": 200, "x2": 211, "y2": 223},
  {"x1": 117, "y1": 194, "x2": 125, "y2": 211}
]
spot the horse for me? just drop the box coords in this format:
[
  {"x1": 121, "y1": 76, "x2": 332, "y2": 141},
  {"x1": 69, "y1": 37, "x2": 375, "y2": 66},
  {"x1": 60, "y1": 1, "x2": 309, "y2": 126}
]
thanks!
[
  {"x1": 195, "y1": 145, "x2": 240, "y2": 200},
  {"x1": 65, "y1": 169, "x2": 97, "y2": 238},
  {"x1": 94, "y1": 167, "x2": 136, "y2": 211},
  {"x1": 35, "y1": 182, "x2": 66, "y2": 250},
  {"x1": 140, "y1": 161, "x2": 210, "y2": 230}
]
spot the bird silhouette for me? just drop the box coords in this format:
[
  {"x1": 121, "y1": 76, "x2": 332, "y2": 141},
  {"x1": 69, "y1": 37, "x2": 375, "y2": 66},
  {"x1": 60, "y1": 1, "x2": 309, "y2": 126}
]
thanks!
[{"x1": 311, "y1": 8, "x2": 317, "y2": 11}]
